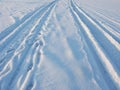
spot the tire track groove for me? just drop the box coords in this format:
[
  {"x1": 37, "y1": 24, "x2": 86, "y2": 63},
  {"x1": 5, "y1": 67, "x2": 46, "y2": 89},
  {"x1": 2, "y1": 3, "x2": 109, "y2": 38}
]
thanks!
[
  {"x1": 0, "y1": 1, "x2": 55, "y2": 72},
  {"x1": 70, "y1": 0, "x2": 120, "y2": 75},
  {"x1": 69, "y1": 0, "x2": 120, "y2": 89},
  {"x1": 0, "y1": 1, "x2": 57, "y2": 90}
]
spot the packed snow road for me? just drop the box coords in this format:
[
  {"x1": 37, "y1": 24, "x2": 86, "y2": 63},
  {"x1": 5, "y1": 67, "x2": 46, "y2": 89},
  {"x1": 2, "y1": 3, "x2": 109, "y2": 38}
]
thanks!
[{"x1": 0, "y1": 0, "x2": 120, "y2": 90}]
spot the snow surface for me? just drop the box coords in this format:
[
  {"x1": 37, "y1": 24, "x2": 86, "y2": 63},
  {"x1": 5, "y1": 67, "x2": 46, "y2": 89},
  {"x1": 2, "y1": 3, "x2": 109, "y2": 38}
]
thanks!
[{"x1": 0, "y1": 0, "x2": 120, "y2": 90}]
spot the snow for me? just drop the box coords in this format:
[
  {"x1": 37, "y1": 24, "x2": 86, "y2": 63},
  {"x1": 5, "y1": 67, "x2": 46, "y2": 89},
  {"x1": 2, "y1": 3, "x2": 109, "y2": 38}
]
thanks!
[{"x1": 0, "y1": 0, "x2": 120, "y2": 90}]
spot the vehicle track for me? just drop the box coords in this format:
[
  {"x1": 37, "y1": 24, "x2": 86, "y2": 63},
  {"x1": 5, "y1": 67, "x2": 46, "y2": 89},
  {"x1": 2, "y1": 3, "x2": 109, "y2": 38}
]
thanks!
[
  {"x1": 69, "y1": 0, "x2": 120, "y2": 89},
  {"x1": 0, "y1": 0, "x2": 119, "y2": 90},
  {"x1": 0, "y1": 1, "x2": 55, "y2": 71},
  {"x1": 0, "y1": 1, "x2": 57, "y2": 90}
]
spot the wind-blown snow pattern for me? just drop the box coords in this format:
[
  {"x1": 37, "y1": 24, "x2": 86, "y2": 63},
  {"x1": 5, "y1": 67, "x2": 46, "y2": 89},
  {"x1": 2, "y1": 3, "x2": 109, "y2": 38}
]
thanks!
[{"x1": 0, "y1": 0, "x2": 120, "y2": 90}]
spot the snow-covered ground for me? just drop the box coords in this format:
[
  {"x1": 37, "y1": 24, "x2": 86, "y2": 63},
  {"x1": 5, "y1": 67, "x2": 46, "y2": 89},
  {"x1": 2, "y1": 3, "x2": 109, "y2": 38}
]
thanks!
[{"x1": 0, "y1": 0, "x2": 120, "y2": 90}]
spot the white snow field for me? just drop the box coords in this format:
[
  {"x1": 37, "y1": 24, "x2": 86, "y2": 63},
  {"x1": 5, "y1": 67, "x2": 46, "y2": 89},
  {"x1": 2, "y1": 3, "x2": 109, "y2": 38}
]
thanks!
[{"x1": 0, "y1": 0, "x2": 120, "y2": 90}]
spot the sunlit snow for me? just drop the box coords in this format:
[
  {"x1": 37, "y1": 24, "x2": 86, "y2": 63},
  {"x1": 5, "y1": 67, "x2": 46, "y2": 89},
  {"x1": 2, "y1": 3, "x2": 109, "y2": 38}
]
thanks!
[{"x1": 0, "y1": 0, "x2": 120, "y2": 90}]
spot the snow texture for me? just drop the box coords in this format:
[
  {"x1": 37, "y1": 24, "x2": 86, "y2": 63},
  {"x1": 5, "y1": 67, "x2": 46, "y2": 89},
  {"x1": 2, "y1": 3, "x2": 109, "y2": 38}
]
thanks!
[{"x1": 0, "y1": 0, "x2": 120, "y2": 90}]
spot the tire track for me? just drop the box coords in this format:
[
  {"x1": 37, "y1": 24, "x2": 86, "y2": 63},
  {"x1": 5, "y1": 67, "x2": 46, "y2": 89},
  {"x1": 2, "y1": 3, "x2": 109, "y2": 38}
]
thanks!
[
  {"x1": 70, "y1": 0, "x2": 120, "y2": 75},
  {"x1": 69, "y1": 5, "x2": 109, "y2": 90},
  {"x1": 0, "y1": 1, "x2": 55, "y2": 52},
  {"x1": 91, "y1": 10, "x2": 120, "y2": 34},
  {"x1": 0, "y1": 1, "x2": 55, "y2": 72},
  {"x1": 78, "y1": 8, "x2": 120, "y2": 44},
  {"x1": 0, "y1": 5, "x2": 40, "y2": 41},
  {"x1": 19, "y1": 3, "x2": 56, "y2": 90},
  {"x1": 75, "y1": 5, "x2": 120, "y2": 51},
  {"x1": 0, "y1": 1, "x2": 57, "y2": 90},
  {"x1": 22, "y1": 42, "x2": 42, "y2": 90},
  {"x1": 83, "y1": 8, "x2": 120, "y2": 42},
  {"x1": 69, "y1": 0, "x2": 120, "y2": 89},
  {"x1": 0, "y1": 0, "x2": 55, "y2": 80},
  {"x1": 84, "y1": 8, "x2": 120, "y2": 28},
  {"x1": 11, "y1": 40, "x2": 42, "y2": 90},
  {"x1": 97, "y1": 21, "x2": 120, "y2": 43}
]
